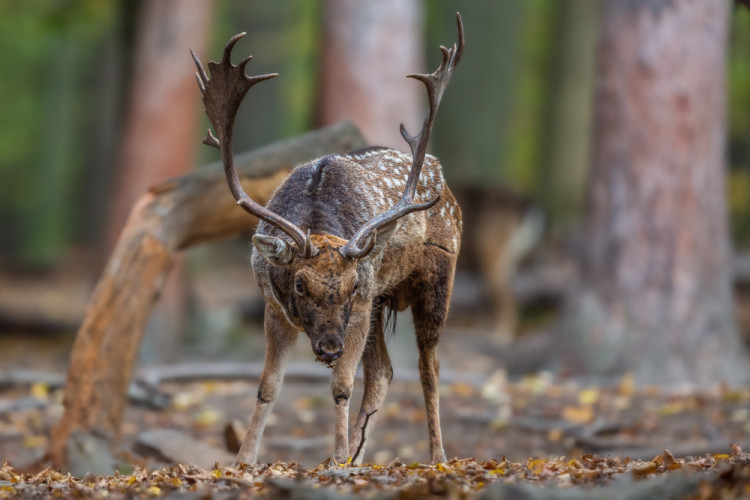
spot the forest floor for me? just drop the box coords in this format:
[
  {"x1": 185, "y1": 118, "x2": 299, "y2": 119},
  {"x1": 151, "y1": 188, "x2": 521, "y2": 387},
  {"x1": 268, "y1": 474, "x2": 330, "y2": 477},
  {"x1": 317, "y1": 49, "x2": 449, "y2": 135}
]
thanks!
[
  {"x1": 1, "y1": 324, "x2": 750, "y2": 498},
  {"x1": 1, "y1": 249, "x2": 750, "y2": 498}
]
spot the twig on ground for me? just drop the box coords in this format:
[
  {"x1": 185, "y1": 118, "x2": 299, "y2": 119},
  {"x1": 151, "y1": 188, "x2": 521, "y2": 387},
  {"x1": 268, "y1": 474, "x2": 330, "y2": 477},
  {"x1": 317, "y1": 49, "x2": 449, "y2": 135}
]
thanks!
[
  {"x1": 583, "y1": 440, "x2": 750, "y2": 461},
  {"x1": 350, "y1": 410, "x2": 377, "y2": 464},
  {"x1": 218, "y1": 475, "x2": 254, "y2": 488}
]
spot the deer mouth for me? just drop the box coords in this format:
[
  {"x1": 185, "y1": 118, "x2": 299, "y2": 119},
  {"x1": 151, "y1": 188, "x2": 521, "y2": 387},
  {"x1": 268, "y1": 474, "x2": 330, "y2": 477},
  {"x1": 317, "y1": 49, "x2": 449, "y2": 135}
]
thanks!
[
  {"x1": 312, "y1": 336, "x2": 343, "y2": 368},
  {"x1": 315, "y1": 356, "x2": 337, "y2": 368}
]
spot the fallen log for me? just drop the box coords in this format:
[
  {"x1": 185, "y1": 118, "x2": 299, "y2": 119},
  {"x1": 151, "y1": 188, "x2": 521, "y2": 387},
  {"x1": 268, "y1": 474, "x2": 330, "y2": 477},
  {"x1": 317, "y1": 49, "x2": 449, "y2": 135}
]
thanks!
[
  {"x1": 135, "y1": 360, "x2": 485, "y2": 388},
  {"x1": 576, "y1": 438, "x2": 750, "y2": 462},
  {"x1": 48, "y1": 122, "x2": 366, "y2": 470},
  {"x1": 0, "y1": 371, "x2": 170, "y2": 410}
]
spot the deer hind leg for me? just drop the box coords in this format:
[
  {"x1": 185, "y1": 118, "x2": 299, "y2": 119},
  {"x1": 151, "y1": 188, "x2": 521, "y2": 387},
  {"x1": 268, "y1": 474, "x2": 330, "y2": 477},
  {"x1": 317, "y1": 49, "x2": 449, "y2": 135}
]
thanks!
[
  {"x1": 410, "y1": 249, "x2": 457, "y2": 464},
  {"x1": 349, "y1": 298, "x2": 394, "y2": 465},
  {"x1": 235, "y1": 302, "x2": 298, "y2": 466}
]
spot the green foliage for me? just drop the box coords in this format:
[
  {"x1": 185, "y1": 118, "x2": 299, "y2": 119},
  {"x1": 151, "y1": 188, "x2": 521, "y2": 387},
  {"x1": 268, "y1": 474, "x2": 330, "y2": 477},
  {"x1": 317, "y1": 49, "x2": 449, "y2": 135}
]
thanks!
[
  {"x1": 427, "y1": 0, "x2": 566, "y2": 198},
  {"x1": 427, "y1": 0, "x2": 529, "y2": 187},
  {"x1": 202, "y1": 1, "x2": 320, "y2": 167},
  {"x1": 506, "y1": 0, "x2": 559, "y2": 192},
  {"x1": 729, "y1": 7, "x2": 750, "y2": 246},
  {"x1": 0, "y1": 0, "x2": 116, "y2": 262}
]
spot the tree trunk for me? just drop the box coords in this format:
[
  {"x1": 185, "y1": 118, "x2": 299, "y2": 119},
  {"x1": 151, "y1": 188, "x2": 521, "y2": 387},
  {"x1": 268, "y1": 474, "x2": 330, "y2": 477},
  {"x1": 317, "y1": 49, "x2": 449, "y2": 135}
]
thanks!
[
  {"x1": 48, "y1": 123, "x2": 365, "y2": 472},
  {"x1": 559, "y1": 0, "x2": 748, "y2": 385},
  {"x1": 103, "y1": 0, "x2": 214, "y2": 364},
  {"x1": 106, "y1": 0, "x2": 213, "y2": 249},
  {"x1": 316, "y1": 0, "x2": 423, "y2": 151}
]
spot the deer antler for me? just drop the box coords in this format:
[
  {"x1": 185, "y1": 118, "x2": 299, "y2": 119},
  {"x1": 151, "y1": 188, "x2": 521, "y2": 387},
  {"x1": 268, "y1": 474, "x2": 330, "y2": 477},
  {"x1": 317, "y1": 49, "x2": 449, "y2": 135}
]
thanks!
[
  {"x1": 192, "y1": 33, "x2": 315, "y2": 258},
  {"x1": 340, "y1": 13, "x2": 465, "y2": 260}
]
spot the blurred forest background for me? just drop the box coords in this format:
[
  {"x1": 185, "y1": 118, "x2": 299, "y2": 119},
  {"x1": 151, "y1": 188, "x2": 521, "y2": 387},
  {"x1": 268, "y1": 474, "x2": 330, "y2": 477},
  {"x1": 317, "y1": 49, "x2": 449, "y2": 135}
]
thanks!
[
  {"x1": 3, "y1": 0, "x2": 750, "y2": 474},
  {"x1": 1, "y1": 0, "x2": 750, "y2": 384},
  {"x1": 5, "y1": 0, "x2": 592, "y2": 263}
]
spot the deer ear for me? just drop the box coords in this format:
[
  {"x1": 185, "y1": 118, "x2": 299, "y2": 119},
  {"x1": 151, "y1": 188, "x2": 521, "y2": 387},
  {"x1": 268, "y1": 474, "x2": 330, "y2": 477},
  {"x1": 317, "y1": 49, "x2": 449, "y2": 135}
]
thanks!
[
  {"x1": 253, "y1": 234, "x2": 295, "y2": 266},
  {"x1": 357, "y1": 222, "x2": 399, "y2": 262}
]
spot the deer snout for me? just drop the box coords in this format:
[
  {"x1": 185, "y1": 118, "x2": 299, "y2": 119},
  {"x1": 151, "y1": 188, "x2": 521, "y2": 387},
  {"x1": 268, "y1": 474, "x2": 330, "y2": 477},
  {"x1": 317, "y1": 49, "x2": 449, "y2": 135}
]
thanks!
[{"x1": 314, "y1": 335, "x2": 343, "y2": 361}]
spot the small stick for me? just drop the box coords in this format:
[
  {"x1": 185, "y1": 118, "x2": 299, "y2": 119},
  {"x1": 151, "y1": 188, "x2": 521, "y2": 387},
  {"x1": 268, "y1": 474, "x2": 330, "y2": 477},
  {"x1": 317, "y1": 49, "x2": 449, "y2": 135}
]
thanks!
[
  {"x1": 350, "y1": 410, "x2": 377, "y2": 464},
  {"x1": 219, "y1": 476, "x2": 255, "y2": 488}
]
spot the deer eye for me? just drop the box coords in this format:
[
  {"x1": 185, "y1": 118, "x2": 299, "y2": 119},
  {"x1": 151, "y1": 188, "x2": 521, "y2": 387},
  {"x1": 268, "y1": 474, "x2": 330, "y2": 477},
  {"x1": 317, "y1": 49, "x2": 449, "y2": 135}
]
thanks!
[
  {"x1": 352, "y1": 281, "x2": 359, "y2": 295},
  {"x1": 295, "y1": 277, "x2": 305, "y2": 296}
]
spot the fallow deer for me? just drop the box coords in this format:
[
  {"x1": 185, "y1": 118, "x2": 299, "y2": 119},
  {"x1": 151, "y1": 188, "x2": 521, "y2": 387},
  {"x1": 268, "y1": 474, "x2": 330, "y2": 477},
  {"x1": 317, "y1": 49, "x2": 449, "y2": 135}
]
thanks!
[{"x1": 192, "y1": 13, "x2": 464, "y2": 465}]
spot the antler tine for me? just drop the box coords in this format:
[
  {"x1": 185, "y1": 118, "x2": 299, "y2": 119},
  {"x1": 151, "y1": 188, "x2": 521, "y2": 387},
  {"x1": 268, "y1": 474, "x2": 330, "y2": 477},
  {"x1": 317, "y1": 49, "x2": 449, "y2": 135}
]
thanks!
[
  {"x1": 341, "y1": 13, "x2": 464, "y2": 260},
  {"x1": 221, "y1": 32, "x2": 246, "y2": 63},
  {"x1": 191, "y1": 49, "x2": 209, "y2": 89},
  {"x1": 193, "y1": 35, "x2": 315, "y2": 258}
]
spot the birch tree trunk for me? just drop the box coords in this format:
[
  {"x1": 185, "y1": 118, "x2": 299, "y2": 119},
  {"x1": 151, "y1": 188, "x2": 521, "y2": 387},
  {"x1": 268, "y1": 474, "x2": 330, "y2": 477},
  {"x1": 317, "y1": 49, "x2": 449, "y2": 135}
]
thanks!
[{"x1": 559, "y1": 0, "x2": 748, "y2": 385}]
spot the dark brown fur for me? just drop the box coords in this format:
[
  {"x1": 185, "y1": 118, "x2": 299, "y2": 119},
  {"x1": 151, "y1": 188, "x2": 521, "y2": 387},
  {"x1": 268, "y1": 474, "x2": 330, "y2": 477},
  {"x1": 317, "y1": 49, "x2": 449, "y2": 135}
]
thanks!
[
  {"x1": 240, "y1": 151, "x2": 461, "y2": 465},
  {"x1": 192, "y1": 16, "x2": 465, "y2": 466}
]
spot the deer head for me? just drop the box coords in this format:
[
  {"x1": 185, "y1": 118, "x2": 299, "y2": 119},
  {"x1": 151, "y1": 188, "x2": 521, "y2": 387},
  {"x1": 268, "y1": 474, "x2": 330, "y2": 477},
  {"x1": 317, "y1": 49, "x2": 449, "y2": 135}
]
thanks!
[
  {"x1": 265, "y1": 233, "x2": 361, "y2": 364},
  {"x1": 192, "y1": 15, "x2": 464, "y2": 365}
]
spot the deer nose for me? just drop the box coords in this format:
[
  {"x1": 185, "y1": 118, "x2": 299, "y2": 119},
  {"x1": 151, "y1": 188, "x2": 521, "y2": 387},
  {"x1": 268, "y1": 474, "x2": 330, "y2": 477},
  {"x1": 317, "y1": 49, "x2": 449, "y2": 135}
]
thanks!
[{"x1": 314, "y1": 336, "x2": 343, "y2": 361}]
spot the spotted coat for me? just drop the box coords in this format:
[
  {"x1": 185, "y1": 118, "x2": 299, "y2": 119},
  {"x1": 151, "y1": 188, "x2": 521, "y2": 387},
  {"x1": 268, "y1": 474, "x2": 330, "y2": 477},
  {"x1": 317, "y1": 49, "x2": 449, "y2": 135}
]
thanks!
[{"x1": 253, "y1": 146, "x2": 462, "y2": 313}]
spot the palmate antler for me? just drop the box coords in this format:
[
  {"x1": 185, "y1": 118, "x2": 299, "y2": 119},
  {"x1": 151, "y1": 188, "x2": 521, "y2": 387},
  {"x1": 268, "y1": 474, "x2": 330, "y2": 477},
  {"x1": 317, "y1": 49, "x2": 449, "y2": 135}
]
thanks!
[
  {"x1": 340, "y1": 13, "x2": 465, "y2": 260},
  {"x1": 192, "y1": 34, "x2": 316, "y2": 258}
]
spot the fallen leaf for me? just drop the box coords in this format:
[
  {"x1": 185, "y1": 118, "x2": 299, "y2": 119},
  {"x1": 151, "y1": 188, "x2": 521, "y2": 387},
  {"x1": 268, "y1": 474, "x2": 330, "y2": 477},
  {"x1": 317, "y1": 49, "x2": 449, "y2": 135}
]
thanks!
[
  {"x1": 562, "y1": 405, "x2": 593, "y2": 424},
  {"x1": 577, "y1": 388, "x2": 599, "y2": 406},
  {"x1": 146, "y1": 485, "x2": 162, "y2": 496},
  {"x1": 547, "y1": 428, "x2": 563, "y2": 442},
  {"x1": 451, "y1": 382, "x2": 476, "y2": 398},
  {"x1": 631, "y1": 461, "x2": 657, "y2": 477},
  {"x1": 23, "y1": 435, "x2": 47, "y2": 448},
  {"x1": 528, "y1": 458, "x2": 546, "y2": 475},
  {"x1": 30, "y1": 383, "x2": 49, "y2": 400},
  {"x1": 618, "y1": 373, "x2": 635, "y2": 397}
]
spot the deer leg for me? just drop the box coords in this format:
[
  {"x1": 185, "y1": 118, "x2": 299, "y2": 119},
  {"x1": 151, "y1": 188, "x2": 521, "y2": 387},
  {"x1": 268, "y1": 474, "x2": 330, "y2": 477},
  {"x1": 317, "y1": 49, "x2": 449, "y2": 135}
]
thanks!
[
  {"x1": 490, "y1": 284, "x2": 517, "y2": 342},
  {"x1": 411, "y1": 250, "x2": 457, "y2": 464},
  {"x1": 415, "y1": 340, "x2": 446, "y2": 463},
  {"x1": 349, "y1": 307, "x2": 393, "y2": 464},
  {"x1": 235, "y1": 303, "x2": 298, "y2": 465},
  {"x1": 329, "y1": 301, "x2": 371, "y2": 464}
]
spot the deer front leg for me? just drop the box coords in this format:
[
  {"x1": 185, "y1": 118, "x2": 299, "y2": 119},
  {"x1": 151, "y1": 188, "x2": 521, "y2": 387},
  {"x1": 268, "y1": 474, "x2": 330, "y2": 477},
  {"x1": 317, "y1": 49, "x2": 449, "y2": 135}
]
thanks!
[
  {"x1": 349, "y1": 310, "x2": 392, "y2": 465},
  {"x1": 235, "y1": 302, "x2": 298, "y2": 465},
  {"x1": 330, "y1": 301, "x2": 371, "y2": 464}
]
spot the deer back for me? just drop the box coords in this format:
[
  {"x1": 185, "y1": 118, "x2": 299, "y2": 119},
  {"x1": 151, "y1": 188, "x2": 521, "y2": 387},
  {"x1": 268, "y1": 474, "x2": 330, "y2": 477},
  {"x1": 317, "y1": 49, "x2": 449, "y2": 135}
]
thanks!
[{"x1": 252, "y1": 147, "x2": 461, "y2": 305}]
